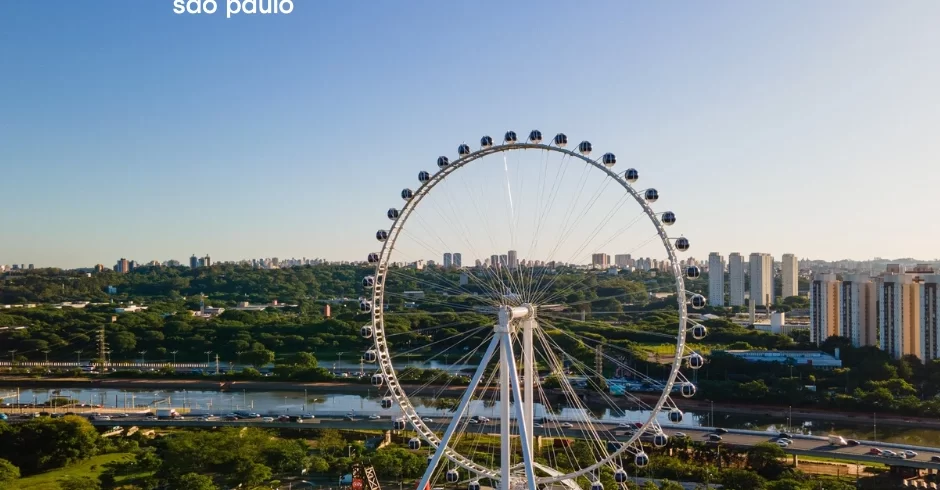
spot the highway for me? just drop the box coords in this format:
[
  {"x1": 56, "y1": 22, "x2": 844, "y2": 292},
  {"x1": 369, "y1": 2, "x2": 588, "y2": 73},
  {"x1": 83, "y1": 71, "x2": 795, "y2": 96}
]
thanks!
[{"x1": 20, "y1": 410, "x2": 936, "y2": 470}]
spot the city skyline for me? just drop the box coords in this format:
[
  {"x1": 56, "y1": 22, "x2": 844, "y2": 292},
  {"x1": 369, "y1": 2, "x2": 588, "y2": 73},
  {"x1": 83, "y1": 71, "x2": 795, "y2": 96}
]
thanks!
[{"x1": 3, "y1": 2, "x2": 940, "y2": 267}]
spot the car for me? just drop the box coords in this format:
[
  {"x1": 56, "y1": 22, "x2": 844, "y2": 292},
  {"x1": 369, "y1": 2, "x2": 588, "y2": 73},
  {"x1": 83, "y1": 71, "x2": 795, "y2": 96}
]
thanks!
[
  {"x1": 904, "y1": 450, "x2": 918, "y2": 458},
  {"x1": 775, "y1": 438, "x2": 792, "y2": 446},
  {"x1": 894, "y1": 453, "x2": 907, "y2": 459},
  {"x1": 869, "y1": 448, "x2": 883, "y2": 455},
  {"x1": 708, "y1": 435, "x2": 723, "y2": 442},
  {"x1": 847, "y1": 439, "x2": 860, "y2": 446},
  {"x1": 561, "y1": 422, "x2": 574, "y2": 429},
  {"x1": 776, "y1": 441, "x2": 789, "y2": 448},
  {"x1": 468, "y1": 419, "x2": 480, "y2": 424},
  {"x1": 714, "y1": 428, "x2": 729, "y2": 435},
  {"x1": 369, "y1": 414, "x2": 381, "y2": 420},
  {"x1": 117, "y1": 413, "x2": 130, "y2": 418},
  {"x1": 882, "y1": 450, "x2": 897, "y2": 458},
  {"x1": 673, "y1": 432, "x2": 687, "y2": 438},
  {"x1": 533, "y1": 423, "x2": 543, "y2": 428},
  {"x1": 930, "y1": 455, "x2": 940, "y2": 463},
  {"x1": 224, "y1": 415, "x2": 239, "y2": 421},
  {"x1": 262, "y1": 417, "x2": 275, "y2": 422},
  {"x1": 146, "y1": 416, "x2": 158, "y2": 421},
  {"x1": 301, "y1": 414, "x2": 315, "y2": 419},
  {"x1": 422, "y1": 417, "x2": 434, "y2": 423},
  {"x1": 777, "y1": 432, "x2": 793, "y2": 439},
  {"x1": 617, "y1": 423, "x2": 633, "y2": 429}
]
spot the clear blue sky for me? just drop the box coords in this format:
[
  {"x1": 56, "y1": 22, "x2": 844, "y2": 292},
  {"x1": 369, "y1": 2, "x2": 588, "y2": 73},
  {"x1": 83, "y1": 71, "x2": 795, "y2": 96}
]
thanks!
[{"x1": 1, "y1": 1, "x2": 938, "y2": 268}]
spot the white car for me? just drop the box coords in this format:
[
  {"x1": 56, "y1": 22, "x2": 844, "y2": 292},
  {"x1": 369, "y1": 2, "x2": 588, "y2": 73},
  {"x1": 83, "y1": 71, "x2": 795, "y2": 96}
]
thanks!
[
  {"x1": 262, "y1": 417, "x2": 275, "y2": 422},
  {"x1": 561, "y1": 422, "x2": 574, "y2": 429},
  {"x1": 882, "y1": 450, "x2": 897, "y2": 458},
  {"x1": 904, "y1": 450, "x2": 918, "y2": 458},
  {"x1": 422, "y1": 417, "x2": 434, "y2": 423},
  {"x1": 369, "y1": 414, "x2": 381, "y2": 420},
  {"x1": 533, "y1": 423, "x2": 543, "y2": 428},
  {"x1": 776, "y1": 438, "x2": 792, "y2": 445}
]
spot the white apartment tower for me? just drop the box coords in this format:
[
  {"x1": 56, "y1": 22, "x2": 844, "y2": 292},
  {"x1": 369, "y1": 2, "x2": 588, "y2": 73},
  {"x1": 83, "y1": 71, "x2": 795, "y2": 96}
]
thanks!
[
  {"x1": 810, "y1": 273, "x2": 840, "y2": 346},
  {"x1": 453, "y1": 253, "x2": 462, "y2": 268},
  {"x1": 879, "y1": 274, "x2": 921, "y2": 360},
  {"x1": 507, "y1": 250, "x2": 519, "y2": 269},
  {"x1": 840, "y1": 273, "x2": 878, "y2": 347},
  {"x1": 707, "y1": 252, "x2": 725, "y2": 307},
  {"x1": 921, "y1": 275, "x2": 940, "y2": 362},
  {"x1": 781, "y1": 254, "x2": 799, "y2": 298},
  {"x1": 728, "y1": 253, "x2": 746, "y2": 306},
  {"x1": 749, "y1": 253, "x2": 775, "y2": 306}
]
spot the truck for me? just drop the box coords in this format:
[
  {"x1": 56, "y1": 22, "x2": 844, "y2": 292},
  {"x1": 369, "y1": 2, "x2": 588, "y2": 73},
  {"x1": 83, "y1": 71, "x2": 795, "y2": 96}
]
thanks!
[
  {"x1": 827, "y1": 435, "x2": 848, "y2": 446},
  {"x1": 156, "y1": 409, "x2": 180, "y2": 419}
]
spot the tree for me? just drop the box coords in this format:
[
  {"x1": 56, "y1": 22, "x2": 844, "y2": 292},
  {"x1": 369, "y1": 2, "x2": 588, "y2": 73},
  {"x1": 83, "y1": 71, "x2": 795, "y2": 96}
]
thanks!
[
  {"x1": 746, "y1": 442, "x2": 788, "y2": 479},
  {"x1": 171, "y1": 473, "x2": 218, "y2": 490},
  {"x1": 719, "y1": 468, "x2": 765, "y2": 490},
  {"x1": 242, "y1": 348, "x2": 275, "y2": 367},
  {"x1": 0, "y1": 459, "x2": 19, "y2": 485},
  {"x1": 232, "y1": 459, "x2": 272, "y2": 487},
  {"x1": 60, "y1": 476, "x2": 102, "y2": 490},
  {"x1": 659, "y1": 480, "x2": 684, "y2": 490}
]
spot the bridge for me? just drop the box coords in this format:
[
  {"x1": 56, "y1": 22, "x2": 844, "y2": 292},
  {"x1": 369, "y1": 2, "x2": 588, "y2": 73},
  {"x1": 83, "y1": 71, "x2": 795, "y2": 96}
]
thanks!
[{"x1": 55, "y1": 414, "x2": 940, "y2": 471}]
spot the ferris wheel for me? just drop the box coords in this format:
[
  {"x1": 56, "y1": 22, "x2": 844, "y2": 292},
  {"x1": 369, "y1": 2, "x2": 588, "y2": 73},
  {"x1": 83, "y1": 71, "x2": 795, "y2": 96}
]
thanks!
[{"x1": 360, "y1": 130, "x2": 709, "y2": 490}]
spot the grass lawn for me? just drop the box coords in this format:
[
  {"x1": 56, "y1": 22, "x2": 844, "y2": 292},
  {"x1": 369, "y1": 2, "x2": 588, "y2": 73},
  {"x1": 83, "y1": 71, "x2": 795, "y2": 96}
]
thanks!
[{"x1": 16, "y1": 452, "x2": 145, "y2": 490}]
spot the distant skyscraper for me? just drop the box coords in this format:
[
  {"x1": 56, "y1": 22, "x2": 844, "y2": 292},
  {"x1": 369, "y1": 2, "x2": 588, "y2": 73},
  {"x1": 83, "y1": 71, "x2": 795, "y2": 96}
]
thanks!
[
  {"x1": 728, "y1": 253, "x2": 745, "y2": 306},
  {"x1": 116, "y1": 258, "x2": 130, "y2": 274},
  {"x1": 614, "y1": 254, "x2": 632, "y2": 268},
  {"x1": 190, "y1": 255, "x2": 199, "y2": 268},
  {"x1": 749, "y1": 253, "x2": 774, "y2": 306},
  {"x1": 841, "y1": 273, "x2": 878, "y2": 348},
  {"x1": 879, "y1": 273, "x2": 921, "y2": 360},
  {"x1": 781, "y1": 254, "x2": 798, "y2": 298},
  {"x1": 507, "y1": 250, "x2": 518, "y2": 269},
  {"x1": 499, "y1": 255, "x2": 508, "y2": 267},
  {"x1": 707, "y1": 253, "x2": 725, "y2": 307},
  {"x1": 204, "y1": 255, "x2": 211, "y2": 267},
  {"x1": 591, "y1": 253, "x2": 609, "y2": 269},
  {"x1": 443, "y1": 253, "x2": 453, "y2": 269},
  {"x1": 490, "y1": 255, "x2": 500, "y2": 269},
  {"x1": 474, "y1": 259, "x2": 482, "y2": 268},
  {"x1": 453, "y1": 253, "x2": 462, "y2": 268},
  {"x1": 810, "y1": 273, "x2": 840, "y2": 346},
  {"x1": 923, "y1": 275, "x2": 940, "y2": 361},
  {"x1": 27, "y1": 264, "x2": 34, "y2": 270}
]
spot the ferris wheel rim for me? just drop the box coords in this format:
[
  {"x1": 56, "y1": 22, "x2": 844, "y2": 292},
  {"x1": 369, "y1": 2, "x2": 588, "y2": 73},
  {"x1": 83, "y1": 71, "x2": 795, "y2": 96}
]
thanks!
[{"x1": 368, "y1": 139, "x2": 691, "y2": 483}]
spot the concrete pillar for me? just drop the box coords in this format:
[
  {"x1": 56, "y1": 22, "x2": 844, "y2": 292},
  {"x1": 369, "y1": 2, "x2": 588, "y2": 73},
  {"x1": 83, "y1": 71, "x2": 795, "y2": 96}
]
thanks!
[{"x1": 792, "y1": 454, "x2": 799, "y2": 466}]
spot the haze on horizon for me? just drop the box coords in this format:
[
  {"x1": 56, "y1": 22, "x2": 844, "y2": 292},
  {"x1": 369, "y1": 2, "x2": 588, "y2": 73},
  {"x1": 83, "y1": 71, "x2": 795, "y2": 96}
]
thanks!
[{"x1": 1, "y1": 1, "x2": 938, "y2": 269}]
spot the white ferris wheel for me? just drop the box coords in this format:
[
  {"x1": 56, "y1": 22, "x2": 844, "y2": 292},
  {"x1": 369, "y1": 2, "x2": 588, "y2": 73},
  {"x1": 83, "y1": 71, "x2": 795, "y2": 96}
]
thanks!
[{"x1": 359, "y1": 130, "x2": 709, "y2": 490}]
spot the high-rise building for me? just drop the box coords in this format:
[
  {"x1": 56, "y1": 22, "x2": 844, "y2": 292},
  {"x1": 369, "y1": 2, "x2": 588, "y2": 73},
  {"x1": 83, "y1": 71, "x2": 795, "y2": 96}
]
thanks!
[
  {"x1": 921, "y1": 275, "x2": 940, "y2": 361},
  {"x1": 879, "y1": 273, "x2": 921, "y2": 360},
  {"x1": 490, "y1": 255, "x2": 500, "y2": 269},
  {"x1": 729, "y1": 253, "x2": 745, "y2": 306},
  {"x1": 507, "y1": 250, "x2": 518, "y2": 269},
  {"x1": 749, "y1": 253, "x2": 774, "y2": 306},
  {"x1": 474, "y1": 259, "x2": 482, "y2": 268},
  {"x1": 204, "y1": 255, "x2": 211, "y2": 267},
  {"x1": 453, "y1": 253, "x2": 462, "y2": 268},
  {"x1": 810, "y1": 273, "x2": 840, "y2": 345},
  {"x1": 614, "y1": 254, "x2": 632, "y2": 268},
  {"x1": 116, "y1": 258, "x2": 130, "y2": 274},
  {"x1": 591, "y1": 253, "x2": 609, "y2": 269},
  {"x1": 781, "y1": 254, "x2": 799, "y2": 298},
  {"x1": 499, "y1": 255, "x2": 508, "y2": 267},
  {"x1": 841, "y1": 273, "x2": 878, "y2": 347},
  {"x1": 443, "y1": 253, "x2": 453, "y2": 269},
  {"x1": 190, "y1": 255, "x2": 199, "y2": 268},
  {"x1": 708, "y1": 253, "x2": 725, "y2": 306}
]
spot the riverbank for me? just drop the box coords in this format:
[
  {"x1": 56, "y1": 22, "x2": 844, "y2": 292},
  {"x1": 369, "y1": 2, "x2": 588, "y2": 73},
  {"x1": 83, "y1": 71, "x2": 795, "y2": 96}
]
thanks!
[{"x1": 1, "y1": 376, "x2": 934, "y2": 430}]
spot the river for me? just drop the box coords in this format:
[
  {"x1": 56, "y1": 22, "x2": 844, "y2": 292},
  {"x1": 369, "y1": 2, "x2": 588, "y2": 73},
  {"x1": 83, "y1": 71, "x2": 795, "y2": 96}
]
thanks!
[{"x1": 3, "y1": 386, "x2": 939, "y2": 446}]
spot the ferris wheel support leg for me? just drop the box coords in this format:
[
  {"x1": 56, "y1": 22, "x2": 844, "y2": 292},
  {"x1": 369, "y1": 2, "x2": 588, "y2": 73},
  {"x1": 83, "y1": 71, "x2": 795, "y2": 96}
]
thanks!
[
  {"x1": 502, "y1": 333, "x2": 539, "y2": 490},
  {"x1": 522, "y1": 317, "x2": 535, "y2": 453},
  {"x1": 415, "y1": 335, "x2": 500, "y2": 490},
  {"x1": 500, "y1": 334, "x2": 512, "y2": 490}
]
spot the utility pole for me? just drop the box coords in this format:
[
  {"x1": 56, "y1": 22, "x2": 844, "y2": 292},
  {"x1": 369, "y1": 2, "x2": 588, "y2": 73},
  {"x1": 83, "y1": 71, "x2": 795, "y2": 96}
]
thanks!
[
  {"x1": 75, "y1": 350, "x2": 83, "y2": 364},
  {"x1": 170, "y1": 350, "x2": 178, "y2": 364},
  {"x1": 8, "y1": 350, "x2": 16, "y2": 366},
  {"x1": 205, "y1": 351, "x2": 213, "y2": 365},
  {"x1": 42, "y1": 350, "x2": 50, "y2": 364},
  {"x1": 139, "y1": 350, "x2": 147, "y2": 364}
]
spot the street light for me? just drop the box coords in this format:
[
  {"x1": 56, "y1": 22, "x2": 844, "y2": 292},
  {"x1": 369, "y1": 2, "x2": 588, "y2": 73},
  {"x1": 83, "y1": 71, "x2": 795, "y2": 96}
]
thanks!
[
  {"x1": 8, "y1": 350, "x2": 16, "y2": 366},
  {"x1": 205, "y1": 351, "x2": 213, "y2": 364},
  {"x1": 170, "y1": 350, "x2": 178, "y2": 363},
  {"x1": 138, "y1": 350, "x2": 147, "y2": 364}
]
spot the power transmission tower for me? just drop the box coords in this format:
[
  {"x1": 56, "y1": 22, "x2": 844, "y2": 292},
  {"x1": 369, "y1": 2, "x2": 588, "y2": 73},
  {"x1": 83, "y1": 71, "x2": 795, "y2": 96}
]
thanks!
[
  {"x1": 98, "y1": 324, "x2": 108, "y2": 368},
  {"x1": 594, "y1": 344, "x2": 603, "y2": 376}
]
